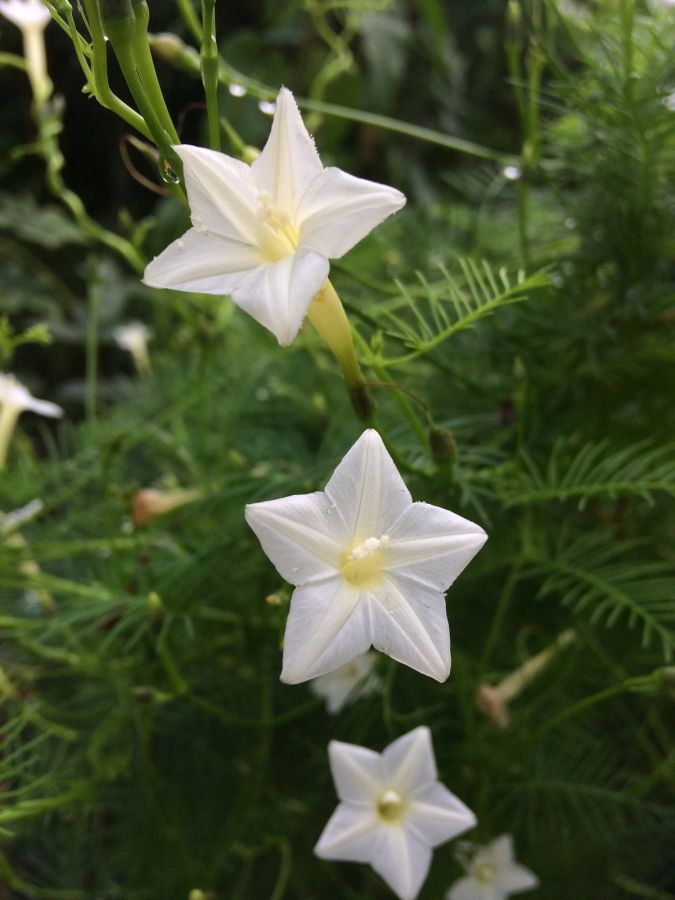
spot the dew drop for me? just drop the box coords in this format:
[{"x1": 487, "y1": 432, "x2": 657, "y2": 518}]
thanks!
[
  {"x1": 502, "y1": 164, "x2": 521, "y2": 181},
  {"x1": 229, "y1": 83, "x2": 247, "y2": 98},
  {"x1": 160, "y1": 159, "x2": 181, "y2": 184},
  {"x1": 258, "y1": 100, "x2": 276, "y2": 116}
]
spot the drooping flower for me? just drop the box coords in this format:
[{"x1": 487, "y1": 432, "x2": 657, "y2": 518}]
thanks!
[
  {"x1": 131, "y1": 486, "x2": 202, "y2": 528},
  {"x1": 446, "y1": 835, "x2": 538, "y2": 900},
  {"x1": 0, "y1": 373, "x2": 62, "y2": 469},
  {"x1": 143, "y1": 87, "x2": 406, "y2": 346},
  {"x1": 475, "y1": 629, "x2": 576, "y2": 730},
  {"x1": 113, "y1": 321, "x2": 152, "y2": 376},
  {"x1": 315, "y1": 726, "x2": 477, "y2": 900},
  {"x1": 245, "y1": 429, "x2": 487, "y2": 684},
  {"x1": 310, "y1": 650, "x2": 380, "y2": 714}
]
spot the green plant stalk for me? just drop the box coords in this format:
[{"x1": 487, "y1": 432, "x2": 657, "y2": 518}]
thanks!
[
  {"x1": 176, "y1": 0, "x2": 202, "y2": 41},
  {"x1": 533, "y1": 673, "x2": 657, "y2": 740},
  {"x1": 148, "y1": 33, "x2": 517, "y2": 164},
  {"x1": 479, "y1": 552, "x2": 525, "y2": 676},
  {"x1": 200, "y1": 0, "x2": 221, "y2": 149},
  {"x1": 78, "y1": 0, "x2": 152, "y2": 139},
  {"x1": 131, "y1": 1, "x2": 180, "y2": 145},
  {"x1": 37, "y1": 110, "x2": 145, "y2": 271},
  {"x1": 85, "y1": 278, "x2": 100, "y2": 425},
  {"x1": 103, "y1": 11, "x2": 181, "y2": 179}
]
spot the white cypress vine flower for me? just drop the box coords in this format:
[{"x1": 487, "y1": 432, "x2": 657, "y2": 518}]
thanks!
[
  {"x1": 315, "y1": 726, "x2": 477, "y2": 900},
  {"x1": 446, "y1": 835, "x2": 538, "y2": 900},
  {"x1": 309, "y1": 651, "x2": 380, "y2": 713},
  {"x1": 143, "y1": 87, "x2": 406, "y2": 346},
  {"x1": 245, "y1": 429, "x2": 487, "y2": 684},
  {"x1": 0, "y1": 373, "x2": 62, "y2": 469}
]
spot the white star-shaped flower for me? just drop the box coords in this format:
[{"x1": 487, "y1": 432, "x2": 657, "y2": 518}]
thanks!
[
  {"x1": 245, "y1": 429, "x2": 487, "y2": 684},
  {"x1": 310, "y1": 650, "x2": 381, "y2": 713},
  {"x1": 446, "y1": 835, "x2": 538, "y2": 900},
  {"x1": 0, "y1": 0, "x2": 50, "y2": 29},
  {"x1": 143, "y1": 87, "x2": 406, "y2": 346},
  {"x1": 315, "y1": 726, "x2": 477, "y2": 900}
]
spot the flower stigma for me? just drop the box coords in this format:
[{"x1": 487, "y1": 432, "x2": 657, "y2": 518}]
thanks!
[
  {"x1": 473, "y1": 861, "x2": 498, "y2": 884},
  {"x1": 340, "y1": 535, "x2": 390, "y2": 588},
  {"x1": 257, "y1": 191, "x2": 300, "y2": 261},
  {"x1": 376, "y1": 788, "x2": 406, "y2": 823}
]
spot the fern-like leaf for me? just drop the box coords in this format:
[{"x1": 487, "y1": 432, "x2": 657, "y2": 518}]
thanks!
[
  {"x1": 366, "y1": 258, "x2": 550, "y2": 367},
  {"x1": 501, "y1": 439, "x2": 675, "y2": 508},
  {"x1": 530, "y1": 533, "x2": 675, "y2": 660}
]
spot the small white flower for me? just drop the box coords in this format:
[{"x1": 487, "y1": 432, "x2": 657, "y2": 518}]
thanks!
[
  {"x1": 310, "y1": 651, "x2": 380, "y2": 713},
  {"x1": 446, "y1": 835, "x2": 538, "y2": 900},
  {"x1": 144, "y1": 87, "x2": 406, "y2": 346},
  {"x1": 113, "y1": 321, "x2": 152, "y2": 375},
  {"x1": 0, "y1": 373, "x2": 62, "y2": 469},
  {"x1": 315, "y1": 726, "x2": 476, "y2": 900},
  {"x1": 0, "y1": 0, "x2": 50, "y2": 29},
  {"x1": 245, "y1": 429, "x2": 487, "y2": 684}
]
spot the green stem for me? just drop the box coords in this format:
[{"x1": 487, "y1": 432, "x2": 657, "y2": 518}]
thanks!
[
  {"x1": 479, "y1": 553, "x2": 525, "y2": 675},
  {"x1": 176, "y1": 0, "x2": 202, "y2": 41},
  {"x1": 80, "y1": 0, "x2": 152, "y2": 139},
  {"x1": 533, "y1": 674, "x2": 657, "y2": 740},
  {"x1": 85, "y1": 278, "x2": 100, "y2": 425},
  {"x1": 131, "y1": 1, "x2": 180, "y2": 144},
  {"x1": 200, "y1": 0, "x2": 221, "y2": 149},
  {"x1": 109, "y1": 36, "x2": 178, "y2": 170}
]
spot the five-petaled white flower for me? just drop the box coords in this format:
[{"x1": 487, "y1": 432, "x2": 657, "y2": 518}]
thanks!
[
  {"x1": 315, "y1": 726, "x2": 476, "y2": 900},
  {"x1": 446, "y1": 835, "x2": 538, "y2": 900},
  {"x1": 245, "y1": 429, "x2": 487, "y2": 684},
  {"x1": 310, "y1": 650, "x2": 381, "y2": 714},
  {"x1": 0, "y1": 0, "x2": 50, "y2": 29},
  {"x1": 0, "y1": 373, "x2": 62, "y2": 469},
  {"x1": 143, "y1": 87, "x2": 406, "y2": 346}
]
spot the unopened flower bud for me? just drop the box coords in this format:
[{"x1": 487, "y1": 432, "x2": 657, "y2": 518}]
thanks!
[
  {"x1": 429, "y1": 425, "x2": 456, "y2": 465},
  {"x1": 131, "y1": 487, "x2": 202, "y2": 528}
]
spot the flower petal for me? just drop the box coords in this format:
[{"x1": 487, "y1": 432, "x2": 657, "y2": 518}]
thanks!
[
  {"x1": 386, "y1": 502, "x2": 487, "y2": 592},
  {"x1": 251, "y1": 88, "x2": 323, "y2": 219},
  {"x1": 298, "y1": 166, "x2": 406, "y2": 259},
  {"x1": 328, "y1": 740, "x2": 383, "y2": 802},
  {"x1": 495, "y1": 862, "x2": 538, "y2": 893},
  {"x1": 245, "y1": 491, "x2": 342, "y2": 585},
  {"x1": 314, "y1": 802, "x2": 382, "y2": 863},
  {"x1": 230, "y1": 249, "x2": 329, "y2": 346},
  {"x1": 371, "y1": 825, "x2": 432, "y2": 900},
  {"x1": 281, "y1": 578, "x2": 371, "y2": 684},
  {"x1": 24, "y1": 397, "x2": 63, "y2": 418},
  {"x1": 381, "y1": 727, "x2": 436, "y2": 792},
  {"x1": 485, "y1": 835, "x2": 515, "y2": 867},
  {"x1": 446, "y1": 876, "x2": 493, "y2": 900},
  {"x1": 324, "y1": 429, "x2": 411, "y2": 542},
  {"x1": 143, "y1": 228, "x2": 261, "y2": 295},
  {"x1": 406, "y1": 782, "x2": 477, "y2": 848},
  {"x1": 174, "y1": 144, "x2": 263, "y2": 244},
  {"x1": 369, "y1": 575, "x2": 450, "y2": 682}
]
